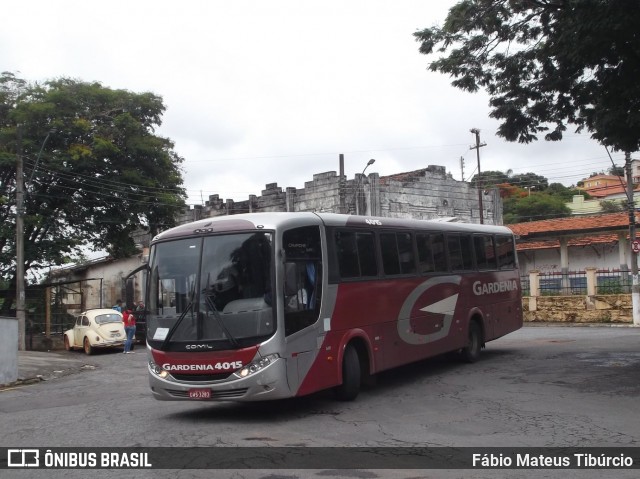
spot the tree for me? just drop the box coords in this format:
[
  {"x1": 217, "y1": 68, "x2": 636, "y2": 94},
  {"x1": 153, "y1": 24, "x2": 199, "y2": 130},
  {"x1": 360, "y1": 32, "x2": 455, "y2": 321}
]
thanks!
[
  {"x1": 608, "y1": 165, "x2": 624, "y2": 177},
  {"x1": 469, "y1": 169, "x2": 511, "y2": 189},
  {"x1": 600, "y1": 200, "x2": 625, "y2": 213},
  {"x1": 546, "y1": 182, "x2": 589, "y2": 201},
  {"x1": 503, "y1": 193, "x2": 571, "y2": 224},
  {"x1": 415, "y1": 0, "x2": 640, "y2": 153},
  {"x1": 0, "y1": 73, "x2": 186, "y2": 313},
  {"x1": 508, "y1": 172, "x2": 548, "y2": 191}
]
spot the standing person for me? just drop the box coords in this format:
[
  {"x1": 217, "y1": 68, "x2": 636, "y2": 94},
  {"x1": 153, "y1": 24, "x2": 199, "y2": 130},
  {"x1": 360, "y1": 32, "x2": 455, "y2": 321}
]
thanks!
[
  {"x1": 122, "y1": 306, "x2": 136, "y2": 354},
  {"x1": 112, "y1": 299, "x2": 123, "y2": 313}
]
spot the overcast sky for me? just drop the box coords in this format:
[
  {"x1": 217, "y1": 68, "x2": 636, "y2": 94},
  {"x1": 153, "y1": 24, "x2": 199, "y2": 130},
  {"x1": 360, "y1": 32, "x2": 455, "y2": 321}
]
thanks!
[{"x1": 2, "y1": 0, "x2": 624, "y2": 205}]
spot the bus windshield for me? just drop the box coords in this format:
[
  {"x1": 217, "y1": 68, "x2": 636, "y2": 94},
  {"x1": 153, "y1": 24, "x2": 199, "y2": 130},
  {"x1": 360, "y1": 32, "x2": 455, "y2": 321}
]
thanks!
[{"x1": 147, "y1": 232, "x2": 274, "y2": 350}]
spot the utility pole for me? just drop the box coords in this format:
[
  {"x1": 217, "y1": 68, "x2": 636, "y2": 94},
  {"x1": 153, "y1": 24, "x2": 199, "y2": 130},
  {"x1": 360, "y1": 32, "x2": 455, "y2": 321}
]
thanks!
[
  {"x1": 460, "y1": 156, "x2": 465, "y2": 182},
  {"x1": 16, "y1": 126, "x2": 26, "y2": 351},
  {"x1": 339, "y1": 154, "x2": 346, "y2": 214},
  {"x1": 624, "y1": 151, "x2": 640, "y2": 326},
  {"x1": 470, "y1": 128, "x2": 486, "y2": 224}
]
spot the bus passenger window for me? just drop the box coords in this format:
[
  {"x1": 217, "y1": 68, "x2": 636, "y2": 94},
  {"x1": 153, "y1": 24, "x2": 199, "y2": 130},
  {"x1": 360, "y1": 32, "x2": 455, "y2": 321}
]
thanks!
[
  {"x1": 397, "y1": 232, "x2": 416, "y2": 274},
  {"x1": 448, "y1": 234, "x2": 473, "y2": 271},
  {"x1": 431, "y1": 234, "x2": 448, "y2": 272},
  {"x1": 496, "y1": 235, "x2": 516, "y2": 270},
  {"x1": 335, "y1": 231, "x2": 377, "y2": 278},
  {"x1": 380, "y1": 233, "x2": 401, "y2": 275},
  {"x1": 335, "y1": 232, "x2": 359, "y2": 277},
  {"x1": 474, "y1": 235, "x2": 497, "y2": 270},
  {"x1": 381, "y1": 232, "x2": 415, "y2": 275},
  {"x1": 357, "y1": 233, "x2": 377, "y2": 276},
  {"x1": 416, "y1": 233, "x2": 435, "y2": 273},
  {"x1": 460, "y1": 235, "x2": 474, "y2": 270}
]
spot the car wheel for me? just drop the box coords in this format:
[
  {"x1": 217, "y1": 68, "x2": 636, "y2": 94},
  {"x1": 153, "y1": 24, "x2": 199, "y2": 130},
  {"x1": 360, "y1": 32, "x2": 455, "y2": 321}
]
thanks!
[
  {"x1": 64, "y1": 336, "x2": 71, "y2": 351},
  {"x1": 461, "y1": 321, "x2": 481, "y2": 363},
  {"x1": 334, "y1": 344, "x2": 361, "y2": 401},
  {"x1": 83, "y1": 337, "x2": 93, "y2": 355}
]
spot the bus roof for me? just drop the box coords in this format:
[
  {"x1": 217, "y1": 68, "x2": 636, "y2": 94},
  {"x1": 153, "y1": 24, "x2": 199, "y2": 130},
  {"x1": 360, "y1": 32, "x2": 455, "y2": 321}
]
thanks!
[{"x1": 152, "y1": 212, "x2": 513, "y2": 243}]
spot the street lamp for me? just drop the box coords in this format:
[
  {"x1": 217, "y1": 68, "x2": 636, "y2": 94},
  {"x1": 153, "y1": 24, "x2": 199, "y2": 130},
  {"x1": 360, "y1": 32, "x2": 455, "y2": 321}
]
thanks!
[{"x1": 351, "y1": 159, "x2": 375, "y2": 215}]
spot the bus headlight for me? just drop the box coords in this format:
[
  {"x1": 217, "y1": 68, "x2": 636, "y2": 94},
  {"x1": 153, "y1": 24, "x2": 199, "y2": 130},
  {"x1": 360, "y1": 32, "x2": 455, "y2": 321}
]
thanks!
[
  {"x1": 149, "y1": 360, "x2": 170, "y2": 379},
  {"x1": 236, "y1": 354, "x2": 280, "y2": 378}
]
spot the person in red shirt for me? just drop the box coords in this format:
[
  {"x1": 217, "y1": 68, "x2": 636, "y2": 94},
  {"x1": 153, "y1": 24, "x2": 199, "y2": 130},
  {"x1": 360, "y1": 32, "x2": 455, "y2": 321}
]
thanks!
[{"x1": 122, "y1": 306, "x2": 136, "y2": 354}]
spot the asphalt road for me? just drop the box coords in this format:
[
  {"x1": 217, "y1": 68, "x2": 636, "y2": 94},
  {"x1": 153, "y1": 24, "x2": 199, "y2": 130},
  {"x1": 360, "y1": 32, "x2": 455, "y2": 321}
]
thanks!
[{"x1": 1, "y1": 325, "x2": 639, "y2": 479}]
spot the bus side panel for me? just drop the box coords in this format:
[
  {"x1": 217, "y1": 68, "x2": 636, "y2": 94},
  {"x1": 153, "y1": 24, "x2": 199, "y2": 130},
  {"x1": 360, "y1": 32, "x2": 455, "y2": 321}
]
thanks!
[
  {"x1": 293, "y1": 330, "x2": 349, "y2": 397},
  {"x1": 310, "y1": 277, "x2": 468, "y2": 374},
  {"x1": 294, "y1": 271, "x2": 522, "y2": 397},
  {"x1": 467, "y1": 271, "x2": 523, "y2": 341}
]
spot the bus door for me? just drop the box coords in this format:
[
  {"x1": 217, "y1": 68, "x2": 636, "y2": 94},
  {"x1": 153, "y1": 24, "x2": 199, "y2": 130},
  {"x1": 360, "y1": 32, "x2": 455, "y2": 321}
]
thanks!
[{"x1": 281, "y1": 226, "x2": 327, "y2": 394}]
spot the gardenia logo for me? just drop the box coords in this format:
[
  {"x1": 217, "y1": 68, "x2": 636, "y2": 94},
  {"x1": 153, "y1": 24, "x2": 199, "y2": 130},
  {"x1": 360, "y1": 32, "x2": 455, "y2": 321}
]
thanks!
[
  {"x1": 473, "y1": 280, "x2": 518, "y2": 295},
  {"x1": 163, "y1": 364, "x2": 215, "y2": 371}
]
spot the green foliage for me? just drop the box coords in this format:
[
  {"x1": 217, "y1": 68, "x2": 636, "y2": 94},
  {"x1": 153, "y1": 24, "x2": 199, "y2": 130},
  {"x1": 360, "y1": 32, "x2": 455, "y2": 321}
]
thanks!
[
  {"x1": 608, "y1": 165, "x2": 624, "y2": 176},
  {"x1": 503, "y1": 193, "x2": 571, "y2": 224},
  {"x1": 0, "y1": 73, "x2": 187, "y2": 304},
  {"x1": 546, "y1": 182, "x2": 590, "y2": 201},
  {"x1": 415, "y1": 0, "x2": 640, "y2": 152},
  {"x1": 600, "y1": 200, "x2": 625, "y2": 213},
  {"x1": 469, "y1": 170, "x2": 511, "y2": 188}
]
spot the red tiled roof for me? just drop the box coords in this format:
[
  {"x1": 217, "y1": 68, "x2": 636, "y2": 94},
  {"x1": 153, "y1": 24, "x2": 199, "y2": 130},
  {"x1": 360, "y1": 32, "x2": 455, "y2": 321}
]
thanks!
[
  {"x1": 507, "y1": 212, "x2": 633, "y2": 238},
  {"x1": 583, "y1": 184, "x2": 640, "y2": 198},
  {"x1": 508, "y1": 212, "x2": 636, "y2": 251},
  {"x1": 516, "y1": 234, "x2": 622, "y2": 251}
]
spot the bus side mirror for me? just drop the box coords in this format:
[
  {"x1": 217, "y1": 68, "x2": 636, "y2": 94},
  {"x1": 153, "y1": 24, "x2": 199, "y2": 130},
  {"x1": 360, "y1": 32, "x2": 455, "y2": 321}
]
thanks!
[{"x1": 284, "y1": 262, "x2": 298, "y2": 296}]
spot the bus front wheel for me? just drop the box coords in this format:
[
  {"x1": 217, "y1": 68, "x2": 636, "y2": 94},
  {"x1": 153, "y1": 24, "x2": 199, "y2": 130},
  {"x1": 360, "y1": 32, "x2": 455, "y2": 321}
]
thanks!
[
  {"x1": 334, "y1": 345, "x2": 361, "y2": 401},
  {"x1": 461, "y1": 321, "x2": 481, "y2": 363}
]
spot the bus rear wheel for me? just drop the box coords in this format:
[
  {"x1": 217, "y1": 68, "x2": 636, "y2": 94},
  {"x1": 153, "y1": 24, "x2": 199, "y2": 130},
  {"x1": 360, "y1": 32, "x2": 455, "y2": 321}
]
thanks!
[
  {"x1": 334, "y1": 345, "x2": 361, "y2": 401},
  {"x1": 461, "y1": 321, "x2": 481, "y2": 363}
]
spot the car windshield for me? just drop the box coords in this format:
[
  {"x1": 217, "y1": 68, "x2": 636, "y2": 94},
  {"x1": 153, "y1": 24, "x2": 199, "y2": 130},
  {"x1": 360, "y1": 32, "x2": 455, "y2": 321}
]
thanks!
[
  {"x1": 94, "y1": 313, "x2": 122, "y2": 324},
  {"x1": 147, "y1": 232, "x2": 274, "y2": 349}
]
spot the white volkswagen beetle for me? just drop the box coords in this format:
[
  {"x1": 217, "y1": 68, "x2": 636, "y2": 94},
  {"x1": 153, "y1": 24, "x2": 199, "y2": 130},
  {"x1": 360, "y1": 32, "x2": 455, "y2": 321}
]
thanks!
[{"x1": 63, "y1": 309, "x2": 126, "y2": 355}]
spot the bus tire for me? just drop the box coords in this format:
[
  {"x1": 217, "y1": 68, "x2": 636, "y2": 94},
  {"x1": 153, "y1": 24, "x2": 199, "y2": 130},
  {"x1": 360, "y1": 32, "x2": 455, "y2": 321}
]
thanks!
[
  {"x1": 334, "y1": 345, "x2": 361, "y2": 401},
  {"x1": 461, "y1": 321, "x2": 481, "y2": 363}
]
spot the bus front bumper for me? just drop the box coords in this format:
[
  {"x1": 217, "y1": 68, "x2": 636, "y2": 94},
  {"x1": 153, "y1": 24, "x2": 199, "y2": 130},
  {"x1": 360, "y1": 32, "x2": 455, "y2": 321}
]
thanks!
[{"x1": 148, "y1": 357, "x2": 291, "y2": 402}]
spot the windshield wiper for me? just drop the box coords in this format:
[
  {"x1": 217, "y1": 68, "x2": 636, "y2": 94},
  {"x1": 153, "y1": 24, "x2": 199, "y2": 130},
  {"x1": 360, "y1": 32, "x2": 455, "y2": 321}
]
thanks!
[
  {"x1": 203, "y1": 290, "x2": 240, "y2": 349},
  {"x1": 159, "y1": 301, "x2": 194, "y2": 351}
]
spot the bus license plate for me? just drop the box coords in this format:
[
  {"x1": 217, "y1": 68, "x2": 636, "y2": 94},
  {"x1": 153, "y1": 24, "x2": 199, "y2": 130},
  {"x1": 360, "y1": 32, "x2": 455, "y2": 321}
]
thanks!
[{"x1": 189, "y1": 389, "x2": 211, "y2": 399}]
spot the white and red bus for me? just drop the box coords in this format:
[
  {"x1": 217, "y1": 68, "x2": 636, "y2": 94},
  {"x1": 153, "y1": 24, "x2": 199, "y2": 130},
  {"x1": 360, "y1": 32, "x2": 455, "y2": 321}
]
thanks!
[{"x1": 145, "y1": 212, "x2": 522, "y2": 402}]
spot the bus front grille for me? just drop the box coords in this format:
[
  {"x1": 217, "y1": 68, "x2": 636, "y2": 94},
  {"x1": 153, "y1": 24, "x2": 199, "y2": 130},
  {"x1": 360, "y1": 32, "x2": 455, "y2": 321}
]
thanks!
[{"x1": 171, "y1": 373, "x2": 232, "y2": 382}]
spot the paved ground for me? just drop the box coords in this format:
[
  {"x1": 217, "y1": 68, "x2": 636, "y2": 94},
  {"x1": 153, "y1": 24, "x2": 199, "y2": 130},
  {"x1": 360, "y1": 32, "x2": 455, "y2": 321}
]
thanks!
[
  {"x1": 7, "y1": 350, "x2": 99, "y2": 387},
  {"x1": 5, "y1": 321, "x2": 636, "y2": 388}
]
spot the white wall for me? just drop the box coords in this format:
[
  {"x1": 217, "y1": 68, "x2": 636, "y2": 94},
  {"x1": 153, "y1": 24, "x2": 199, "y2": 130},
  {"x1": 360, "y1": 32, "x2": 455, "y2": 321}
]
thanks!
[
  {"x1": 0, "y1": 317, "x2": 18, "y2": 385},
  {"x1": 518, "y1": 243, "x2": 623, "y2": 274}
]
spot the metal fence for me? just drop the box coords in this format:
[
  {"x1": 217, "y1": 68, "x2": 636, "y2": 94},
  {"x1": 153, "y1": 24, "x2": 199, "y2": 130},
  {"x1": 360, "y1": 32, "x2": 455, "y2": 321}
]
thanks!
[
  {"x1": 0, "y1": 284, "x2": 85, "y2": 350},
  {"x1": 522, "y1": 269, "x2": 633, "y2": 296}
]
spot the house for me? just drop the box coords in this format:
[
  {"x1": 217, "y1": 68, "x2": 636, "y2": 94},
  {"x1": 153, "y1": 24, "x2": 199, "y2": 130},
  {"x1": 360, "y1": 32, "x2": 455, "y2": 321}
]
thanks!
[
  {"x1": 578, "y1": 174, "x2": 625, "y2": 195},
  {"x1": 508, "y1": 212, "x2": 637, "y2": 292},
  {"x1": 45, "y1": 253, "x2": 147, "y2": 314}
]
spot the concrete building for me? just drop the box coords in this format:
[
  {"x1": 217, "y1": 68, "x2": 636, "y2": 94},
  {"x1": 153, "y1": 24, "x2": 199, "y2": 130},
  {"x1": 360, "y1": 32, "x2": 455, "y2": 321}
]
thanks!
[{"x1": 176, "y1": 165, "x2": 501, "y2": 226}]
